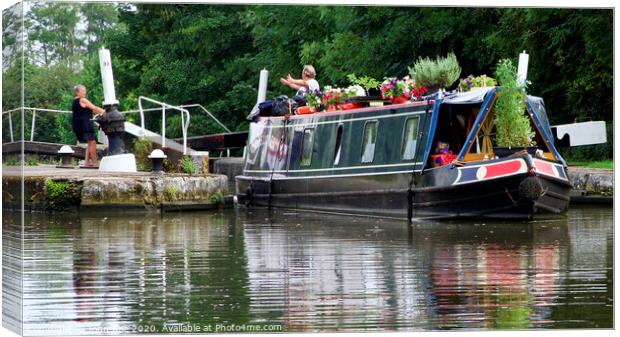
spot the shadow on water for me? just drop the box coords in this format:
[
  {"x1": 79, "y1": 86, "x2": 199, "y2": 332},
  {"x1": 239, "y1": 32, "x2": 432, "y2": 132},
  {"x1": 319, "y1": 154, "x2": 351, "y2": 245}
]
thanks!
[{"x1": 2, "y1": 205, "x2": 613, "y2": 334}]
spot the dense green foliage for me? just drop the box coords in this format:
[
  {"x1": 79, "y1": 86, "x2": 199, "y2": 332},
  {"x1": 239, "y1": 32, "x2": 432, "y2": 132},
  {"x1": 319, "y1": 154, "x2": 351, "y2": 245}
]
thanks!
[
  {"x1": 2, "y1": 4, "x2": 613, "y2": 160},
  {"x1": 494, "y1": 59, "x2": 534, "y2": 147}
]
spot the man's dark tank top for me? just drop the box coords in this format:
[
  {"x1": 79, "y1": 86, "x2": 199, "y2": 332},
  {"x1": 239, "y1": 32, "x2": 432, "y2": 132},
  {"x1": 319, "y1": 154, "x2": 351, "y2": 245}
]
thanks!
[{"x1": 72, "y1": 98, "x2": 92, "y2": 121}]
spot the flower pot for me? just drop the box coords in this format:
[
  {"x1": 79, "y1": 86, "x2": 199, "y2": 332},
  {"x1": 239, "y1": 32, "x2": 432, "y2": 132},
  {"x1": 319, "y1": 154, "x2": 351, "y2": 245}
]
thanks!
[
  {"x1": 390, "y1": 95, "x2": 410, "y2": 105},
  {"x1": 340, "y1": 102, "x2": 364, "y2": 110},
  {"x1": 425, "y1": 85, "x2": 442, "y2": 96},
  {"x1": 493, "y1": 146, "x2": 538, "y2": 158},
  {"x1": 296, "y1": 106, "x2": 316, "y2": 115},
  {"x1": 367, "y1": 88, "x2": 380, "y2": 97}
]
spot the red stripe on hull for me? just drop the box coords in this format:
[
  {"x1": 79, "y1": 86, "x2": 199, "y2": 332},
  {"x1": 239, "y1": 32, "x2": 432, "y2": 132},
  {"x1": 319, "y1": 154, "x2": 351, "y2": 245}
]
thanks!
[{"x1": 483, "y1": 160, "x2": 524, "y2": 179}]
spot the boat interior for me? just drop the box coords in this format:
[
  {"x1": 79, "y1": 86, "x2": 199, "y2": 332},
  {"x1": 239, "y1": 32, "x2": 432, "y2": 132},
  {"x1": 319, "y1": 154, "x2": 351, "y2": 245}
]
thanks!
[{"x1": 427, "y1": 99, "x2": 557, "y2": 169}]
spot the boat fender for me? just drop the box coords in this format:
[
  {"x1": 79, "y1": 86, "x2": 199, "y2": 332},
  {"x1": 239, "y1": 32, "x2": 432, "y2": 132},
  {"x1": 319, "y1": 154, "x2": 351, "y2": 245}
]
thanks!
[
  {"x1": 245, "y1": 186, "x2": 254, "y2": 206},
  {"x1": 518, "y1": 177, "x2": 543, "y2": 200}
]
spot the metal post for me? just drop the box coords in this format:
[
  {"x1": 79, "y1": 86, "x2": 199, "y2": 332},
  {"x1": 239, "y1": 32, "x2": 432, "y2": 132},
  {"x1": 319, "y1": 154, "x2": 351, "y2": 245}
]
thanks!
[
  {"x1": 30, "y1": 109, "x2": 36, "y2": 142},
  {"x1": 8, "y1": 110, "x2": 14, "y2": 142}
]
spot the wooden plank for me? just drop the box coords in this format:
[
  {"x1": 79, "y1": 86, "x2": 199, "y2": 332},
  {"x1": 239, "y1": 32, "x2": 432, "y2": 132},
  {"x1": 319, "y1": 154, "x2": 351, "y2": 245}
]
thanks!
[{"x1": 2, "y1": 141, "x2": 86, "y2": 158}]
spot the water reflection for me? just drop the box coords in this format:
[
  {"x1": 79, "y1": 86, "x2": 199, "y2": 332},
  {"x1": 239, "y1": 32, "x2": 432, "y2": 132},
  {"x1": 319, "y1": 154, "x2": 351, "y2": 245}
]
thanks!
[{"x1": 2, "y1": 206, "x2": 612, "y2": 335}]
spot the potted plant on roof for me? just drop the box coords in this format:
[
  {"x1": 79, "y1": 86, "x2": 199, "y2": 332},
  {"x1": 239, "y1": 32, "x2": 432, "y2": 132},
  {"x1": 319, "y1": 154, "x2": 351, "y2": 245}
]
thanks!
[
  {"x1": 302, "y1": 88, "x2": 324, "y2": 114},
  {"x1": 380, "y1": 76, "x2": 412, "y2": 104},
  {"x1": 458, "y1": 74, "x2": 497, "y2": 92},
  {"x1": 408, "y1": 52, "x2": 461, "y2": 95},
  {"x1": 492, "y1": 58, "x2": 535, "y2": 157}
]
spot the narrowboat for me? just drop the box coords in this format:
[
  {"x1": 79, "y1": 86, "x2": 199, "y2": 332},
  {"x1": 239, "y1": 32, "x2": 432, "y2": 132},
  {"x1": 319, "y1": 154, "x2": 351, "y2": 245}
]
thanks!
[{"x1": 235, "y1": 87, "x2": 571, "y2": 220}]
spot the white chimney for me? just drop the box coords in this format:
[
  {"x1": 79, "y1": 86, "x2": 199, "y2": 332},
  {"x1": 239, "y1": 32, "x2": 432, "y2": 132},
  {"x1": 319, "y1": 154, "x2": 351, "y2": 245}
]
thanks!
[
  {"x1": 517, "y1": 50, "x2": 529, "y2": 87},
  {"x1": 257, "y1": 68, "x2": 269, "y2": 104}
]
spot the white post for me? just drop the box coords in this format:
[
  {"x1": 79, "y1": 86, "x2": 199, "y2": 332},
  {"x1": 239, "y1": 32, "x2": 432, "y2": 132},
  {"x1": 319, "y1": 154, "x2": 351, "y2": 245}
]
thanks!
[
  {"x1": 98, "y1": 47, "x2": 119, "y2": 106},
  {"x1": 257, "y1": 69, "x2": 268, "y2": 104},
  {"x1": 517, "y1": 50, "x2": 529, "y2": 87}
]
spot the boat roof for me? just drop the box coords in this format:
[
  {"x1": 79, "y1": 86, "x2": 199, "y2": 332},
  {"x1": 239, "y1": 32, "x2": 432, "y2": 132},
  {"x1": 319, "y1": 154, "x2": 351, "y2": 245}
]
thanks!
[{"x1": 442, "y1": 87, "x2": 496, "y2": 105}]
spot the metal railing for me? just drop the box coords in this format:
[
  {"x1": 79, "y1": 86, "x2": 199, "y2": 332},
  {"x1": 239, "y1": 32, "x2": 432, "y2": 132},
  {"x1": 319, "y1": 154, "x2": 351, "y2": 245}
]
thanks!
[
  {"x1": 179, "y1": 104, "x2": 231, "y2": 133},
  {"x1": 2, "y1": 102, "x2": 231, "y2": 154},
  {"x1": 137, "y1": 96, "x2": 190, "y2": 155},
  {"x1": 2, "y1": 107, "x2": 72, "y2": 142}
]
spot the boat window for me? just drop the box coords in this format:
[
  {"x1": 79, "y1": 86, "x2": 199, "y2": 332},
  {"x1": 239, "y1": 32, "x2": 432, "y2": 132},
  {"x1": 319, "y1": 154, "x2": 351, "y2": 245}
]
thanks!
[
  {"x1": 334, "y1": 125, "x2": 343, "y2": 166},
  {"x1": 361, "y1": 121, "x2": 378, "y2": 163},
  {"x1": 300, "y1": 128, "x2": 314, "y2": 166},
  {"x1": 401, "y1": 117, "x2": 419, "y2": 160}
]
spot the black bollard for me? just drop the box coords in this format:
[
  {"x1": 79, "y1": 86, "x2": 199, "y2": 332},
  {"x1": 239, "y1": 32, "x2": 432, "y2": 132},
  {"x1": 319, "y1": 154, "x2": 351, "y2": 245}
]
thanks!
[{"x1": 95, "y1": 104, "x2": 126, "y2": 155}]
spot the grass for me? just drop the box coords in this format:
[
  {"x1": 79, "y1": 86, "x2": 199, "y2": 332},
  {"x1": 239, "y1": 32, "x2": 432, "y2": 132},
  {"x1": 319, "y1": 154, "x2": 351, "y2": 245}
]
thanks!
[{"x1": 568, "y1": 160, "x2": 613, "y2": 169}]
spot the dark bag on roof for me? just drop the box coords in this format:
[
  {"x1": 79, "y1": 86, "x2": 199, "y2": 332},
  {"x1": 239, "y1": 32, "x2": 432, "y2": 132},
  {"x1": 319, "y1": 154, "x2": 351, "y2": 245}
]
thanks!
[
  {"x1": 258, "y1": 100, "x2": 273, "y2": 116},
  {"x1": 291, "y1": 93, "x2": 306, "y2": 108},
  {"x1": 272, "y1": 95, "x2": 296, "y2": 116}
]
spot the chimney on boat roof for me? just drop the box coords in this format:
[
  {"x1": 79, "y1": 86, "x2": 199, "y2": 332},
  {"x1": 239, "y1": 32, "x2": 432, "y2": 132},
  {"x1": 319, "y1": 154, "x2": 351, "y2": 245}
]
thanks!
[{"x1": 517, "y1": 50, "x2": 529, "y2": 87}]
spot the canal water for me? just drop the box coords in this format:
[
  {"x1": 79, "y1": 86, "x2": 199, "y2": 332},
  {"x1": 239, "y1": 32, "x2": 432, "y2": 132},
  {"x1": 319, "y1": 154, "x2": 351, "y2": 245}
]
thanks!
[{"x1": 2, "y1": 206, "x2": 613, "y2": 335}]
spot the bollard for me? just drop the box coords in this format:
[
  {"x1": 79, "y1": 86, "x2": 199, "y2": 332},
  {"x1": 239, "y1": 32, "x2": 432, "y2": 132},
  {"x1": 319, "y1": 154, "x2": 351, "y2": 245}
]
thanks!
[
  {"x1": 57, "y1": 145, "x2": 75, "y2": 168},
  {"x1": 148, "y1": 149, "x2": 167, "y2": 173}
]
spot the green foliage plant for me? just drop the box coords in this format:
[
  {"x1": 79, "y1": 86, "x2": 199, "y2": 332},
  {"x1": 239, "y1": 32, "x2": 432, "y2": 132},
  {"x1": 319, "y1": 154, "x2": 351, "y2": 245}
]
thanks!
[
  {"x1": 4, "y1": 158, "x2": 20, "y2": 166},
  {"x1": 409, "y1": 52, "x2": 461, "y2": 90},
  {"x1": 347, "y1": 73, "x2": 380, "y2": 94},
  {"x1": 493, "y1": 59, "x2": 534, "y2": 148},
  {"x1": 44, "y1": 178, "x2": 81, "y2": 211},
  {"x1": 133, "y1": 138, "x2": 153, "y2": 171},
  {"x1": 180, "y1": 155, "x2": 197, "y2": 175},
  {"x1": 209, "y1": 191, "x2": 225, "y2": 204}
]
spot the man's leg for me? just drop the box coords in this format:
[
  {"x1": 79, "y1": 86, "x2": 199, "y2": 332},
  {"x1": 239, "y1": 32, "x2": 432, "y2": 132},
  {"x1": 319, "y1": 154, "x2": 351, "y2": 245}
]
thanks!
[
  {"x1": 88, "y1": 140, "x2": 98, "y2": 166},
  {"x1": 84, "y1": 139, "x2": 90, "y2": 167}
]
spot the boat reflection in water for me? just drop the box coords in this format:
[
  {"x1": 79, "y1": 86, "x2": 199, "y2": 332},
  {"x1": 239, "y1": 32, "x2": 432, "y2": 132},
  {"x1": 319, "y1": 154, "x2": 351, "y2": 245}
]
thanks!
[
  {"x1": 6, "y1": 206, "x2": 611, "y2": 335},
  {"x1": 241, "y1": 207, "x2": 611, "y2": 330}
]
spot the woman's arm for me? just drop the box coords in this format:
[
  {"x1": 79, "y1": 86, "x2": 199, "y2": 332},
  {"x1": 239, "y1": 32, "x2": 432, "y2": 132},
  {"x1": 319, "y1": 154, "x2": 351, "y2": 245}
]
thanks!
[
  {"x1": 286, "y1": 74, "x2": 307, "y2": 87},
  {"x1": 80, "y1": 98, "x2": 105, "y2": 115},
  {"x1": 280, "y1": 77, "x2": 303, "y2": 90}
]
